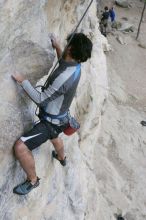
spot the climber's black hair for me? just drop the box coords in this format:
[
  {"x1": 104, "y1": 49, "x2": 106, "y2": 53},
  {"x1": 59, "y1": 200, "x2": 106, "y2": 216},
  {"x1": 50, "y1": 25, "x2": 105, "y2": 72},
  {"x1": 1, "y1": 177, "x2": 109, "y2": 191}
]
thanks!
[
  {"x1": 104, "y1": 6, "x2": 108, "y2": 11},
  {"x1": 66, "y1": 33, "x2": 93, "y2": 63}
]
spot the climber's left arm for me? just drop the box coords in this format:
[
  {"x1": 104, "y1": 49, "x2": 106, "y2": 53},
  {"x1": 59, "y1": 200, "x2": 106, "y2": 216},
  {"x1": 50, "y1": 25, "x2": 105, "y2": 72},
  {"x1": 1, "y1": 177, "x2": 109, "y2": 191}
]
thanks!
[{"x1": 12, "y1": 74, "x2": 43, "y2": 105}]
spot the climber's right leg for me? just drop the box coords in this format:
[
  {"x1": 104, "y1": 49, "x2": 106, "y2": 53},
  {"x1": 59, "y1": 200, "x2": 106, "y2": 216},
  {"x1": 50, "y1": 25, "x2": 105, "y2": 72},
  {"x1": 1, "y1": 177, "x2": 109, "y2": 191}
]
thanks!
[
  {"x1": 13, "y1": 140, "x2": 40, "y2": 195},
  {"x1": 14, "y1": 139, "x2": 37, "y2": 182},
  {"x1": 13, "y1": 121, "x2": 51, "y2": 195}
]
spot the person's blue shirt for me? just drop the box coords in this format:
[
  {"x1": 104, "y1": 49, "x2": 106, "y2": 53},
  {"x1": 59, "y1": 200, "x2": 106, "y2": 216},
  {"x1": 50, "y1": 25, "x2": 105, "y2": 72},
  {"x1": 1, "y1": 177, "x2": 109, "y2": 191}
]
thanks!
[{"x1": 109, "y1": 8, "x2": 115, "y2": 22}]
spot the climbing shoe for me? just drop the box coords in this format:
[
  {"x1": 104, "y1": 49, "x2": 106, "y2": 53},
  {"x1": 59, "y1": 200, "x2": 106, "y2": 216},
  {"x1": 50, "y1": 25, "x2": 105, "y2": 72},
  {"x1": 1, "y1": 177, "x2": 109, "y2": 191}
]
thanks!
[
  {"x1": 117, "y1": 217, "x2": 124, "y2": 220},
  {"x1": 52, "y1": 150, "x2": 66, "y2": 166},
  {"x1": 141, "y1": 121, "x2": 146, "y2": 126},
  {"x1": 117, "y1": 214, "x2": 125, "y2": 220},
  {"x1": 13, "y1": 177, "x2": 40, "y2": 195}
]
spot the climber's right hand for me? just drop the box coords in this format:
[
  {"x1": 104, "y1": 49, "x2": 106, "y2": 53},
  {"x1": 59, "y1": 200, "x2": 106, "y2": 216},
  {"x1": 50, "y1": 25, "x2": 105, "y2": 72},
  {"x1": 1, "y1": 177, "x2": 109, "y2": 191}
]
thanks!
[
  {"x1": 50, "y1": 34, "x2": 62, "y2": 59},
  {"x1": 50, "y1": 34, "x2": 60, "y2": 49}
]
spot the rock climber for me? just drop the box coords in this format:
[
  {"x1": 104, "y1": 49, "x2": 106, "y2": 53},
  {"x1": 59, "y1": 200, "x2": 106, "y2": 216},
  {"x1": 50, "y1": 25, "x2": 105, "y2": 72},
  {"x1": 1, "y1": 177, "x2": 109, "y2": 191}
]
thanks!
[
  {"x1": 100, "y1": 6, "x2": 110, "y2": 37},
  {"x1": 12, "y1": 33, "x2": 93, "y2": 195}
]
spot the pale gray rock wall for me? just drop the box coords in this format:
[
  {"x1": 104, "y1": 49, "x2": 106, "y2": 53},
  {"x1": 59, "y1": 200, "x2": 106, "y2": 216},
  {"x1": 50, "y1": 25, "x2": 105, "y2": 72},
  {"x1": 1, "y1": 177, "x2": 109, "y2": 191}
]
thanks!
[{"x1": 0, "y1": 0, "x2": 110, "y2": 220}]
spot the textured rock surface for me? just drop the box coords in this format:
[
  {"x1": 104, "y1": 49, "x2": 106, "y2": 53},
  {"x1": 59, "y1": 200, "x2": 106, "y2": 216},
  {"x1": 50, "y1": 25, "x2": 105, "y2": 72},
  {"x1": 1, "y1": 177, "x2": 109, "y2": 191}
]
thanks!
[
  {"x1": 0, "y1": 0, "x2": 109, "y2": 219},
  {"x1": 100, "y1": 1, "x2": 146, "y2": 219},
  {"x1": 1, "y1": 0, "x2": 146, "y2": 220},
  {"x1": 118, "y1": 23, "x2": 134, "y2": 32},
  {"x1": 115, "y1": 0, "x2": 130, "y2": 8}
]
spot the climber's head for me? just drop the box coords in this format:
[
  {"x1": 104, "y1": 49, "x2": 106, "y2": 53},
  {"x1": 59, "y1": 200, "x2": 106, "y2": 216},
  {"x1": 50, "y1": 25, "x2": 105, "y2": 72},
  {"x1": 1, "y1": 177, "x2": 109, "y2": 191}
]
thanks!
[
  {"x1": 104, "y1": 6, "x2": 108, "y2": 11},
  {"x1": 65, "y1": 33, "x2": 93, "y2": 63}
]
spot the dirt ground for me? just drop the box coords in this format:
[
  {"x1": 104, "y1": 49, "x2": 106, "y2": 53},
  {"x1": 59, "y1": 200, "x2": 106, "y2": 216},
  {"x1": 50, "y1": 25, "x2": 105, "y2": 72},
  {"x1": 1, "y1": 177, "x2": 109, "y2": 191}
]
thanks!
[
  {"x1": 107, "y1": 0, "x2": 146, "y2": 109},
  {"x1": 96, "y1": 1, "x2": 146, "y2": 219}
]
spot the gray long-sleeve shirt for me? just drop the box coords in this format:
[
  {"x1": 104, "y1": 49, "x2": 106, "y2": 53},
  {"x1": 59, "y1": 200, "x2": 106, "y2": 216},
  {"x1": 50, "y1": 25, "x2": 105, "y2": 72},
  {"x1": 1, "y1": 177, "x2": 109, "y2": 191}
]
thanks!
[{"x1": 21, "y1": 59, "x2": 81, "y2": 116}]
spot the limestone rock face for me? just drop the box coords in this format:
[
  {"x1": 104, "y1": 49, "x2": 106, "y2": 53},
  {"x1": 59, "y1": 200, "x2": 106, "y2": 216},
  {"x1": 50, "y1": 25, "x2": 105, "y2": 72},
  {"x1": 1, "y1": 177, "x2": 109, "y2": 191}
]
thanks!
[
  {"x1": 1, "y1": 0, "x2": 146, "y2": 220},
  {"x1": 0, "y1": 0, "x2": 55, "y2": 149},
  {"x1": 0, "y1": 0, "x2": 109, "y2": 219}
]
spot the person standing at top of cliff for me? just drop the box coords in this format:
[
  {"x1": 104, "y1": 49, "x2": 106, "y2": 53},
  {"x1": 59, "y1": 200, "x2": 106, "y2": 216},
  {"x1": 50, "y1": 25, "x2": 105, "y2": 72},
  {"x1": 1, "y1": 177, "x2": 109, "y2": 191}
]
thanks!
[
  {"x1": 100, "y1": 6, "x2": 110, "y2": 37},
  {"x1": 12, "y1": 33, "x2": 93, "y2": 195},
  {"x1": 109, "y1": 7, "x2": 116, "y2": 23}
]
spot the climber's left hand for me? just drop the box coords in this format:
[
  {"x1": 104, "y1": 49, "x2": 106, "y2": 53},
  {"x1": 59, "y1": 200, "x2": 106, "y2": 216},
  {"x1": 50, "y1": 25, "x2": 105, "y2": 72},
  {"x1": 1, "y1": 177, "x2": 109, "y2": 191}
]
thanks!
[{"x1": 12, "y1": 73, "x2": 26, "y2": 83}]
